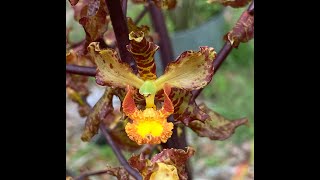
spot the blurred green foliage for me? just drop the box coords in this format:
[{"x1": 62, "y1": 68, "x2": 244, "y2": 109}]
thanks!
[
  {"x1": 202, "y1": 7, "x2": 254, "y2": 144},
  {"x1": 66, "y1": 2, "x2": 85, "y2": 44},
  {"x1": 205, "y1": 156, "x2": 223, "y2": 167},
  {"x1": 166, "y1": 0, "x2": 222, "y2": 31},
  {"x1": 127, "y1": 1, "x2": 222, "y2": 32}
]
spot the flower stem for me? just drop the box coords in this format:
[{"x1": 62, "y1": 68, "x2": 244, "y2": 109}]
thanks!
[
  {"x1": 148, "y1": 1, "x2": 174, "y2": 67},
  {"x1": 66, "y1": 64, "x2": 96, "y2": 76},
  {"x1": 104, "y1": 0, "x2": 136, "y2": 69},
  {"x1": 73, "y1": 169, "x2": 116, "y2": 180},
  {"x1": 134, "y1": 7, "x2": 148, "y2": 25},
  {"x1": 99, "y1": 124, "x2": 142, "y2": 180}
]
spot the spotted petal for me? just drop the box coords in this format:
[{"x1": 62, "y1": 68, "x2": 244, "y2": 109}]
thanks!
[
  {"x1": 224, "y1": 11, "x2": 254, "y2": 48},
  {"x1": 127, "y1": 31, "x2": 159, "y2": 81},
  {"x1": 154, "y1": 47, "x2": 216, "y2": 92},
  {"x1": 81, "y1": 88, "x2": 114, "y2": 141},
  {"x1": 167, "y1": 88, "x2": 209, "y2": 124},
  {"x1": 88, "y1": 42, "x2": 145, "y2": 89},
  {"x1": 76, "y1": 0, "x2": 110, "y2": 43},
  {"x1": 188, "y1": 104, "x2": 249, "y2": 140}
]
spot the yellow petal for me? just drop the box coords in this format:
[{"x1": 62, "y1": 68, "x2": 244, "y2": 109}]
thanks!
[
  {"x1": 154, "y1": 46, "x2": 216, "y2": 92},
  {"x1": 150, "y1": 163, "x2": 179, "y2": 180},
  {"x1": 125, "y1": 108, "x2": 173, "y2": 145},
  {"x1": 88, "y1": 42, "x2": 145, "y2": 89}
]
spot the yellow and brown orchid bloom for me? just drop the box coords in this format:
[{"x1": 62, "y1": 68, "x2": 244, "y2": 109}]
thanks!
[
  {"x1": 83, "y1": 22, "x2": 248, "y2": 146},
  {"x1": 88, "y1": 30, "x2": 216, "y2": 145}
]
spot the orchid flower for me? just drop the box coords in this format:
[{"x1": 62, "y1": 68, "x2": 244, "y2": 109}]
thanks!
[{"x1": 88, "y1": 30, "x2": 216, "y2": 145}]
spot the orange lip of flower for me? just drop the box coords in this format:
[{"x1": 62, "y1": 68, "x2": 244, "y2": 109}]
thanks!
[
  {"x1": 123, "y1": 85, "x2": 174, "y2": 145},
  {"x1": 125, "y1": 108, "x2": 174, "y2": 145}
]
